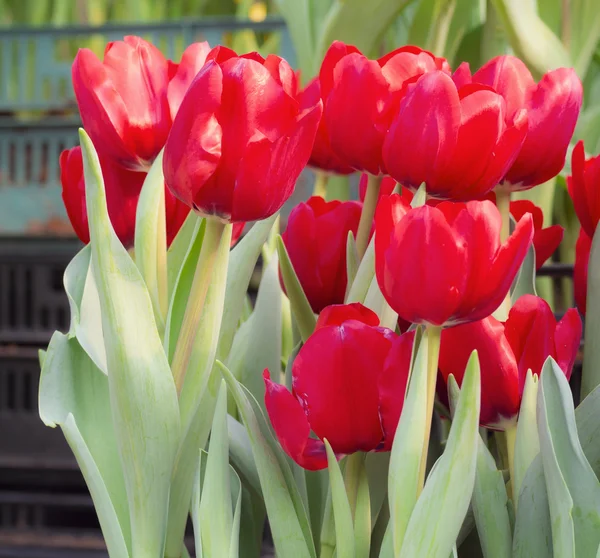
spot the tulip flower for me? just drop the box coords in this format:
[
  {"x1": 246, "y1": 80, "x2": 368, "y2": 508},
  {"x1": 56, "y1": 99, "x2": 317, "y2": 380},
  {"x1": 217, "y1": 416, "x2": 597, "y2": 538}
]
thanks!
[
  {"x1": 72, "y1": 36, "x2": 173, "y2": 172},
  {"x1": 472, "y1": 56, "x2": 583, "y2": 190},
  {"x1": 264, "y1": 303, "x2": 413, "y2": 470},
  {"x1": 382, "y1": 71, "x2": 528, "y2": 200},
  {"x1": 509, "y1": 200, "x2": 563, "y2": 269},
  {"x1": 574, "y1": 228, "x2": 592, "y2": 316},
  {"x1": 319, "y1": 41, "x2": 449, "y2": 175},
  {"x1": 375, "y1": 196, "x2": 534, "y2": 326},
  {"x1": 567, "y1": 141, "x2": 600, "y2": 239},
  {"x1": 438, "y1": 295, "x2": 582, "y2": 428},
  {"x1": 281, "y1": 196, "x2": 362, "y2": 313},
  {"x1": 60, "y1": 146, "x2": 190, "y2": 248},
  {"x1": 163, "y1": 47, "x2": 322, "y2": 223}
]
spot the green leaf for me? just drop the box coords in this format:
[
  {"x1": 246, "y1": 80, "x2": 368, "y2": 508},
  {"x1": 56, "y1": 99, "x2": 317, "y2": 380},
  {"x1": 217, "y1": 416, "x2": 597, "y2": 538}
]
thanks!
[
  {"x1": 199, "y1": 381, "x2": 233, "y2": 557},
  {"x1": 346, "y1": 237, "x2": 376, "y2": 305},
  {"x1": 192, "y1": 451, "x2": 208, "y2": 558},
  {"x1": 569, "y1": 0, "x2": 600, "y2": 76},
  {"x1": 514, "y1": 371, "x2": 540, "y2": 501},
  {"x1": 167, "y1": 211, "x2": 201, "y2": 298},
  {"x1": 388, "y1": 330, "x2": 429, "y2": 554},
  {"x1": 228, "y1": 414, "x2": 261, "y2": 497},
  {"x1": 576, "y1": 384, "x2": 600, "y2": 478},
  {"x1": 511, "y1": 243, "x2": 538, "y2": 302},
  {"x1": 490, "y1": 0, "x2": 571, "y2": 78},
  {"x1": 276, "y1": 236, "x2": 316, "y2": 343},
  {"x1": 325, "y1": 443, "x2": 355, "y2": 558},
  {"x1": 79, "y1": 129, "x2": 180, "y2": 557},
  {"x1": 352, "y1": 456, "x2": 371, "y2": 558},
  {"x1": 512, "y1": 455, "x2": 553, "y2": 558},
  {"x1": 134, "y1": 149, "x2": 168, "y2": 334},
  {"x1": 471, "y1": 438, "x2": 512, "y2": 558},
  {"x1": 581, "y1": 224, "x2": 600, "y2": 399},
  {"x1": 63, "y1": 244, "x2": 107, "y2": 374},
  {"x1": 364, "y1": 273, "x2": 398, "y2": 330},
  {"x1": 217, "y1": 361, "x2": 316, "y2": 558},
  {"x1": 39, "y1": 333, "x2": 130, "y2": 557},
  {"x1": 538, "y1": 357, "x2": 600, "y2": 556},
  {"x1": 399, "y1": 350, "x2": 481, "y2": 558}
]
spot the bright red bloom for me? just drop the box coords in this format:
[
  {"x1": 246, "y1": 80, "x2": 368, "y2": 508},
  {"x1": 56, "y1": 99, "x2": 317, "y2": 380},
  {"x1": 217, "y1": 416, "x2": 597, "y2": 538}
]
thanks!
[
  {"x1": 320, "y1": 41, "x2": 449, "y2": 175},
  {"x1": 383, "y1": 71, "x2": 528, "y2": 200},
  {"x1": 72, "y1": 36, "x2": 172, "y2": 171},
  {"x1": 163, "y1": 47, "x2": 321, "y2": 223},
  {"x1": 574, "y1": 228, "x2": 592, "y2": 316},
  {"x1": 60, "y1": 146, "x2": 190, "y2": 248},
  {"x1": 472, "y1": 56, "x2": 583, "y2": 189},
  {"x1": 281, "y1": 196, "x2": 363, "y2": 313},
  {"x1": 375, "y1": 196, "x2": 534, "y2": 326},
  {"x1": 299, "y1": 78, "x2": 354, "y2": 175},
  {"x1": 568, "y1": 141, "x2": 600, "y2": 239},
  {"x1": 509, "y1": 200, "x2": 563, "y2": 269},
  {"x1": 438, "y1": 295, "x2": 582, "y2": 428},
  {"x1": 264, "y1": 303, "x2": 413, "y2": 470}
]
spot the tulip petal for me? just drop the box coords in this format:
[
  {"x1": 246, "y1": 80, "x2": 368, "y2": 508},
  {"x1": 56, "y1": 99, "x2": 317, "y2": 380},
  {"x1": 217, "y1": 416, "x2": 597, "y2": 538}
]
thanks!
[
  {"x1": 315, "y1": 303, "x2": 380, "y2": 331},
  {"x1": 568, "y1": 141, "x2": 600, "y2": 239},
  {"x1": 263, "y1": 371, "x2": 328, "y2": 471},
  {"x1": 574, "y1": 228, "x2": 592, "y2": 316},
  {"x1": 532, "y1": 224, "x2": 563, "y2": 269},
  {"x1": 319, "y1": 41, "x2": 361, "y2": 99}
]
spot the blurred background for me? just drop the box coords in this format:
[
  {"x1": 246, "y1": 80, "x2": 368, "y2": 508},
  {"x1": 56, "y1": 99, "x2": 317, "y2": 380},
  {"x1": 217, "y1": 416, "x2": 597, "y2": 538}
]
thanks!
[{"x1": 0, "y1": 0, "x2": 598, "y2": 556}]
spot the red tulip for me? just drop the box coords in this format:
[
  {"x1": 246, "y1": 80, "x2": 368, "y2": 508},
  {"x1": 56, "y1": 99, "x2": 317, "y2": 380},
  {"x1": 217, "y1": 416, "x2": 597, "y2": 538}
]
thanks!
[
  {"x1": 281, "y1": 196, "x2": 363, "y2": 313},
  {"x1": 264, "y1": 303, "x2": 413, "y2": 470},
  {"x1": 568, "y1": 141, "x2": 600, "y2": 239},
  {"x1": 438, "y1": 295, "x2": 582, "y2": 428},
  {"x1": 320, "y1": 41, "x2": 449, "y2": 175},
  {"x1": 382, "y1": 71, "x2": 528, "y2": 200},
  {"x1": 163, "y1": 47, "x2": 321, "y2": 223},
  {"x1": 472, "y1": 56, "x2": 583, "y2": 189},
  {"x1": 72, "y1": 36, "x2": 172, "y2": 171},
  {"x1": 509, "y1": 200, "x2": 563, "y2": 269},
  {"x1": 299, "y1": 78, "x2": 354, "y2": 175},
  {"x1": 574, "y1": 228, "x2": 592, "y2": 316},
  {"x1": 60, "y1": 146, "x2": 190, "y2": 248},
  {"x1": 375, "y1": 196, "x2": 534, "y2": 326}
]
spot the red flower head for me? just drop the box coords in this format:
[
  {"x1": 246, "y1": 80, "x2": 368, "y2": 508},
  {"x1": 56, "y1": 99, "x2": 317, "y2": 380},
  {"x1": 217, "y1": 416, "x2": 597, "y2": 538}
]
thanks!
[
  {"x1": 281, "y1": 196, "x2": 363, "y2": 313},
  {"x1": 574, "y1": 228, "x2": 592, "y2": 316},
  {"x1": 299, "y1": 78, "x2": 354, "y2": 175},
  {"x1": 382, "y1": 71, "x2": 528, "y2": 200},
  {"x1": 264, "y1": 303, "x2": 413, "y2": 470},
  {"x1": 375, "y1": 196, "x2": 534, "y2": 326},
  {"x1": 72, "y1": 36, "x2": 173, "y2": 171},
  {"x1": 163, "y1": 47, "x2": 322, "y2": 223},
  {"x1": 438, "y1": 295, "x2": 582, "y2": 428},
  {"x1": 320, "y1": 41, "x2": 449, "y2": 175},
  {"x1": 568, "y1": 141, "x2": 600, "y2": 240},
  {"x1": 509, "y1": 200, "x2": 563, "y2": 269},
  {"x1": 60, "y1": 146, "x2": 190, "y2": 248},
  {"x1": 472, "y1": 56, "x2": 583, "y2": 190}
]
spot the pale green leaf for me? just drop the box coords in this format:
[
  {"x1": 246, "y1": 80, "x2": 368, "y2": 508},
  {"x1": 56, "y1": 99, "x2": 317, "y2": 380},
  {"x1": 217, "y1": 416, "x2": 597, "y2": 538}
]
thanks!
[
  {"x1": 364, "y1": 273, "x2": 398, "y2": 330},
  {"x1": 576, "y1": 384, "x2": 600, "y2": 478},
  {"x1": 569, "y1": 0, "x2": 600, "y2": 76},
  {"x1": 353, "y1": 456, "x2": 371, "y2": 558},
  {"x1": 346, "y1": 236, "x2": 376, "y2": 305},
  {"x1": 167, "y1": 211, "x2": 201, "y2": 298},
  {"x1": 228, "y1": 415, "x2": 261, "y2": 497},
  {"x1": 511, "y1": 243, "x2": 538, "y2": 302}
]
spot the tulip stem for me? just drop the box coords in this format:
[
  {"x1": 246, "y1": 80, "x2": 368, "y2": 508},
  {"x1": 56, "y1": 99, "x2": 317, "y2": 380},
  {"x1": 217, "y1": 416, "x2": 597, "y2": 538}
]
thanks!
[
  {"x1": 313, "y1": 171, "x2": 329, "y2": 198},
  {"x1": 356, "y1": 174, "x2": 382, "y2": 261},
  {"x1": 418, "y1": 325, "x2": 443, "y2": 492},
  {"x1": 496, "y1": 186, "x2": 511, "y2": 244},
  {"x1": 171, "y1": 217, "x2": 228, "y2": 395},
  {"x1": 505, "y1": 422, "x2": 518, "y2": 503}
]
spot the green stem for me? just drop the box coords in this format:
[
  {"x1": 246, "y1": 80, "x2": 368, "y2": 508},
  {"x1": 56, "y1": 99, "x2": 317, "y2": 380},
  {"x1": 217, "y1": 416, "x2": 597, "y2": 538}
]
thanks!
[
  {"x1": 171, "y1": 217, "x2": 227, "y2": 394},
  {"x1": 313, "y1": 171, "x2": 329, "y2": 198},
  {"x1": 418, "y1": 325, "x2": 442, "y2": 492},
  {"x1": 505, "y1": 422, "x2": 517, "y2": 504},
  {"x1": 356, "y1": 174, "x2": 382, "y2": 261},
  {"x1": 495, "y1": 186, "x2": 512, "y2": 318},
  {"x1": 343, "y1": 452, "x2": 364, "y2": 516}
]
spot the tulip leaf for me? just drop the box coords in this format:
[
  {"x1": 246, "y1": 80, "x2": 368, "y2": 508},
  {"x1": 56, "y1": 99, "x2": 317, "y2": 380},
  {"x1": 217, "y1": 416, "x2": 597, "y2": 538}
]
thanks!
[
  {"x1": 79, "y1": 129, "x2": 180, "y2": 557},
  {"x1": 490, "y1": 0, "x2": 571, "y2": 78},
  {"x1": 226, "y1": 253, "x2": 282, "y2": 412},
  {"x1": 514, "y1": 371, "x2": 540, "y2": 501},
  {"x1": 364, "y1": 273, "x2": 398, "y2": 330},
  {"x1": 199, "y1": 381, "x2": 233, "y2": 557},
  {"x1": 399, "y1": 350, "x2": 480, "y2": 558},
  {"x1": 325, "y1": 442, "x2": 356, "y2": 558},
  {"x1": 135, "y1": 149, "x2": 168, "y2": 334},
  {"x1": 167, "y1": 211, "x2": 201, "y2": 298},
  {"x1": 346, "y1": 231, "x2": 359, "y2": 297},
  {"x1": 218, "y1": 215, "x2": 278, "y2": 362},
  {"x1": 39, "y1": 332, "x2": 130, "y2": 557},
  {"x1": 228, "y1": 415, "x2": 261, "y2": 497},
  {"x1": 511, "y1": 243, "x2": 538, "y2": 302},
  {"x1": 276, "y1": 235, "x2": 316, "y2": 343},
  {"x1": 63, "y1": 245, "x2": 108, "y2": 374},
  {"x1": 512, "y1": 454, "x2": 553, "y2": 558},
  {"x1": 410, "y1": 183, "x2": 427, "y2": 208},
  {"x1": 388, "y1": 330, "x2": 429, "y2": 554},
  {"x1": 581, "y1": 225, "x2": 600, "y2": 399},
  {"x1": 365, "y1": 452, "x2": 390, "y2": 525},
  {"x1": 192, "y1": 451, "x2": 208, "y2": 558},
  {"x1": 471, "y1": 437, "x2": 512, "y2": 558},
  {"x1": 346, "y1": 236, "x2": 376, "y2": 305},
  {"x1": 569, "y1": 0, "x2": 600, "y2": 76},
  {"x1": 537, "y1": 357, "x2": 600, "y2": 556},
  {"x1": 352, "y1": 456, "x2": 371, "y2": 558},
  {"x1": 217, "y1": 360, "x2": 316, "y2": 558},
  {"x1": 576, "y1": 384, "x2": 600, "y2": 478}
]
